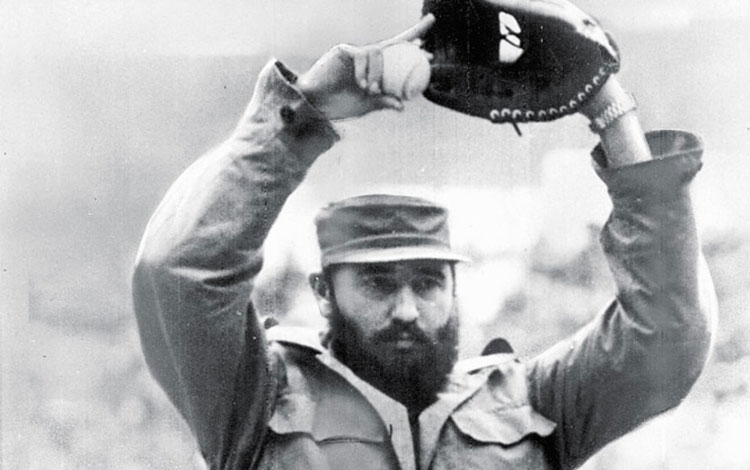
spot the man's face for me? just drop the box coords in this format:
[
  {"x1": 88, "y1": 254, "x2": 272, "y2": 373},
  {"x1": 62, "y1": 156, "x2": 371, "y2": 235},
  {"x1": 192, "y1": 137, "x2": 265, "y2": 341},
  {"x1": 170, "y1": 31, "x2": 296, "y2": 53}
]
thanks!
[{"x1": 320, "y1": 260, "x2": 459, "y2": 410}]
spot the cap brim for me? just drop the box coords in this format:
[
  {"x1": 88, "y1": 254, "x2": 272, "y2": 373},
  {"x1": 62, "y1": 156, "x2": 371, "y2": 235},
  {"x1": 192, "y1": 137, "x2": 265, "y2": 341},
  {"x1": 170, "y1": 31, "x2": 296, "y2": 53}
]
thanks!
[{"x1": 322, "y1": 246, "x2": 471, "y2": 267}]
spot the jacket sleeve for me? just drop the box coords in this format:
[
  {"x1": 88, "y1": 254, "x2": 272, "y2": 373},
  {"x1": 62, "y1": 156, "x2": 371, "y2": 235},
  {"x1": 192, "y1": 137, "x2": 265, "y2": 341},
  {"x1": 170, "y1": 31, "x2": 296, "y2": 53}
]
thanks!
[
  {"x1": 131, "y1": 60, "x2": 338, "y2": 468},
  {"x1": 526, "y1": 130, "x2": 717, "y2": 470}
]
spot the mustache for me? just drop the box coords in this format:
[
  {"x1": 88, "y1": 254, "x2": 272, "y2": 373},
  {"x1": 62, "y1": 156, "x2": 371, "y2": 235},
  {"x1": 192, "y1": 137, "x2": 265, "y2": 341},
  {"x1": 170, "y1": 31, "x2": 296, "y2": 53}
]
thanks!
[{"x1": 371, "y1": 322, "x2": 432, "y2": 344}]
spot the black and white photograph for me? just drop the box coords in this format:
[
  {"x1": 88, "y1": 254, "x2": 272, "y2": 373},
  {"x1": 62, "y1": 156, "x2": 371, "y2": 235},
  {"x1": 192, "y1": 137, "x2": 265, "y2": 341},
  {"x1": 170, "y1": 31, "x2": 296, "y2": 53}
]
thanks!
[{"x1": 1, "y1": 1, "x2": 749, "y2": 469}]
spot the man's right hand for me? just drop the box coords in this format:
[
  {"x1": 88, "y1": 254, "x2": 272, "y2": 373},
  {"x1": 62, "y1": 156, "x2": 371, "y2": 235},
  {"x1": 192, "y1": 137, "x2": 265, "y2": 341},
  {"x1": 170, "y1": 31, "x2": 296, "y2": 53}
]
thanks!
[{"x1": 296, "y1": 15, "x2": 435, "y2": 121}]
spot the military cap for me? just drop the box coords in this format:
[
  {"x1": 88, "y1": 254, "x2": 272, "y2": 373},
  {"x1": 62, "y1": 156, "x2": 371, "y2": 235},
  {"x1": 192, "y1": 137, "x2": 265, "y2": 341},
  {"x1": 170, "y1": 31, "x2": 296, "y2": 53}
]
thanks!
[{"x1": 315, "y1": 194, "x2": 469, "y2": 267}]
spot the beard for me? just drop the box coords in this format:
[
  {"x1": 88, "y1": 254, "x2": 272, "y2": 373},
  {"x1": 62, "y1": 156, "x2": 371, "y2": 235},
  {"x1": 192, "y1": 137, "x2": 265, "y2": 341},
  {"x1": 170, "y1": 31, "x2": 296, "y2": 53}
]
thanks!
[{"x1": 326, "y1": 303, "x2": 459, "y2": 413}]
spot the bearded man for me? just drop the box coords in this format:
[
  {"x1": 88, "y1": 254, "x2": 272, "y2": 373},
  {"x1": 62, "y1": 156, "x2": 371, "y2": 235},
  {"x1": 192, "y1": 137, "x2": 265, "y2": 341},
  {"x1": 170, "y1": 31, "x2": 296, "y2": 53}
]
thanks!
[{"x1": 132, "y1": 13, "x2": 715, "y2": 470}]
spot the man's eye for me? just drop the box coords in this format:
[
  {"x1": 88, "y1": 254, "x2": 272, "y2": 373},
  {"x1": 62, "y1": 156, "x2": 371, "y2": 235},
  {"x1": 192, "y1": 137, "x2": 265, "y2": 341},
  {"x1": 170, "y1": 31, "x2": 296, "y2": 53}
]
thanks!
[
  {"x1": 364, "y1": 276, "x2": 397, "y2": 293},
  {"x1": 413, "y1": 277, "x2": 443, "y2": 293}
]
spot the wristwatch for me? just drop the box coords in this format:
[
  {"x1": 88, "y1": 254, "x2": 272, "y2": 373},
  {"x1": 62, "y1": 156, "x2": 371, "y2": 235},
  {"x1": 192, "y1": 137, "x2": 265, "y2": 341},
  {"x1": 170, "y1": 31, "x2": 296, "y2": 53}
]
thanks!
[{"x1": 589, "y1": 92, "x2": 638, "y2": 134}]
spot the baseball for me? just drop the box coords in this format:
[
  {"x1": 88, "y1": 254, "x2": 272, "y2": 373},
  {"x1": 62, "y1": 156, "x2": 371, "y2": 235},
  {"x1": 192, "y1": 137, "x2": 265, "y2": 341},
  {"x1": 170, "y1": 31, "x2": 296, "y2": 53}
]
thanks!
[{"x1": 381, "y1": 42, "x2": 431, "y2": 100}]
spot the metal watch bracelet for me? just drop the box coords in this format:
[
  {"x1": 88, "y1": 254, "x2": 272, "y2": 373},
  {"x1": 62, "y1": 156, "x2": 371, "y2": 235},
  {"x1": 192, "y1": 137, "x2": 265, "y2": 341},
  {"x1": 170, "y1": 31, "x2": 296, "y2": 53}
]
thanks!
[{"x1": 589, "y1": 92, "x2": 638, "y2": 134}]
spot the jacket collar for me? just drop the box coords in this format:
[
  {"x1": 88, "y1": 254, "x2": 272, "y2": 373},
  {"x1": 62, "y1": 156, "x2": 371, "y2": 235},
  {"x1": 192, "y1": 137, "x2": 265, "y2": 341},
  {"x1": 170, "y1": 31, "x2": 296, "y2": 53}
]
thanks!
[{"x1": 267, "y1": 325, "x2": 516, "y2": 470}]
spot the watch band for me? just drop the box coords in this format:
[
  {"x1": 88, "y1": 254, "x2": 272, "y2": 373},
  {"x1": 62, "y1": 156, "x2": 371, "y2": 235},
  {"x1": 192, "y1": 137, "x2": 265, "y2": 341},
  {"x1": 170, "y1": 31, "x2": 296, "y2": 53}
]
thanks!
[{"x1": 589, "y1": 92, "x2": 638, "y2": 134}]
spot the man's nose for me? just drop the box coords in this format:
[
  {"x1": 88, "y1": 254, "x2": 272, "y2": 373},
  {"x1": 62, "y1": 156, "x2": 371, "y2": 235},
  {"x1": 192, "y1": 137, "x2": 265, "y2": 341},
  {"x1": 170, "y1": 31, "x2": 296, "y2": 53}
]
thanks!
[{"x1": 390, "y1": 285, "x2": 420, "y2": 323}]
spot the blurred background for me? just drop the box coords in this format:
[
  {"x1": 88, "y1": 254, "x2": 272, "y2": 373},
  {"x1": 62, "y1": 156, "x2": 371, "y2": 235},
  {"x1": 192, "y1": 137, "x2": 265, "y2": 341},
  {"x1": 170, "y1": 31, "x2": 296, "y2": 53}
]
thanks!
[{"x1": 1, "y1": 0, "x2": 749, "y2": 468}]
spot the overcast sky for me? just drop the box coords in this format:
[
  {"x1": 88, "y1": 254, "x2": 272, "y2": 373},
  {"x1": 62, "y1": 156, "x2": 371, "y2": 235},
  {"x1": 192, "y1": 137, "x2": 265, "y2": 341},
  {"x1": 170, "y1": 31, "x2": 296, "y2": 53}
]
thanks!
[{"x1": 2, "y1": 0, "x2": 749, "y2": 58}]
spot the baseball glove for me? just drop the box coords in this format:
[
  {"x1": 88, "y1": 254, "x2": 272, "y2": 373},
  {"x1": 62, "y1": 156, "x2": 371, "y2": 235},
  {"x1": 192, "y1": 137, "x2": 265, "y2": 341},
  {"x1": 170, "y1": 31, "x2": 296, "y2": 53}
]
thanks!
[{"x1": 422, "y1": 0, "x2": 620, "y2": 127}]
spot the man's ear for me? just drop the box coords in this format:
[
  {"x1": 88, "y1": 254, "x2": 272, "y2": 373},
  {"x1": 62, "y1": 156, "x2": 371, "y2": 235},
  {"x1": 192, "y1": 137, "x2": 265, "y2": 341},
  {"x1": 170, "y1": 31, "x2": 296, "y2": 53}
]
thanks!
[{"x1": 309, "y1": 272, "x2": 333, "y2": 318}]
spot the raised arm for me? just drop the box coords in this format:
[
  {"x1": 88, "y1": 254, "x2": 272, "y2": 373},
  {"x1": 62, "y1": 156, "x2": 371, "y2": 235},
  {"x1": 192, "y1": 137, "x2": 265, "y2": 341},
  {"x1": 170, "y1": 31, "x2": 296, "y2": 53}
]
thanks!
[
  {"x1": 132, "y1": 60, "x2": 338, "y2": 467},
  {"x1": 132, "y1": 16, "x2": 435, "y2": 468},
  {"x1": 527, "y1": 77, "x2": 717, "y2": 469}
]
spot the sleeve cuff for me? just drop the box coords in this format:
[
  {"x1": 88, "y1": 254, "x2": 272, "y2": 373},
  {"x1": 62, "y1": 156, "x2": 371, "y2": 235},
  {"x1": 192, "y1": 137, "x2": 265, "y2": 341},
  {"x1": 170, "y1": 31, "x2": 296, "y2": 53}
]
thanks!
[
  {"x1": 593, "y1": 130, "x2": 704, "y2": 203},
  {"x1": 235, "y1": 59, "x2": 339, "y2": 167}
]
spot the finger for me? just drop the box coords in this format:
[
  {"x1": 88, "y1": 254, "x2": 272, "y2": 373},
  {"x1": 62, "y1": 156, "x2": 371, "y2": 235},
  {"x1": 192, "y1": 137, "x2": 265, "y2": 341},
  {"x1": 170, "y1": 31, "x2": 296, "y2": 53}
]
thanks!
[
  {"x1": 365, "y1": 47, "x2": 383, "y2": 95},
  {"x1": 374, "y1": 94, "x2": 404, "y2": 111},
  {"x1": 353, "y1": 50, "x2": 368, "y2": 90},
  {"x1": 337, "y1": 44, "x2": 368, "y2": 90},
  {"x1": 382, "y1": 14, "x2": 435, "y2": 47}
]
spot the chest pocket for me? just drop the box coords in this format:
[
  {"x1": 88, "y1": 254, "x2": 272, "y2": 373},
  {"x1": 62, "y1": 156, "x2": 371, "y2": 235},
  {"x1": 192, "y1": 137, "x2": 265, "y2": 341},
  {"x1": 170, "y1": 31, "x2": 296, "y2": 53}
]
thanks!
[
  {"x1": 450, "y1": 404, "x2": 556, "y2": 445},
  {"x1": 259, "y1": 364, "x2": 399, "y2": 470},
  {"x1": 430, "y1": 365, "x2": 557, "y2": 470},
  {"x1": 430, "y1": 404, "x2": 556, "y2": 470}
]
